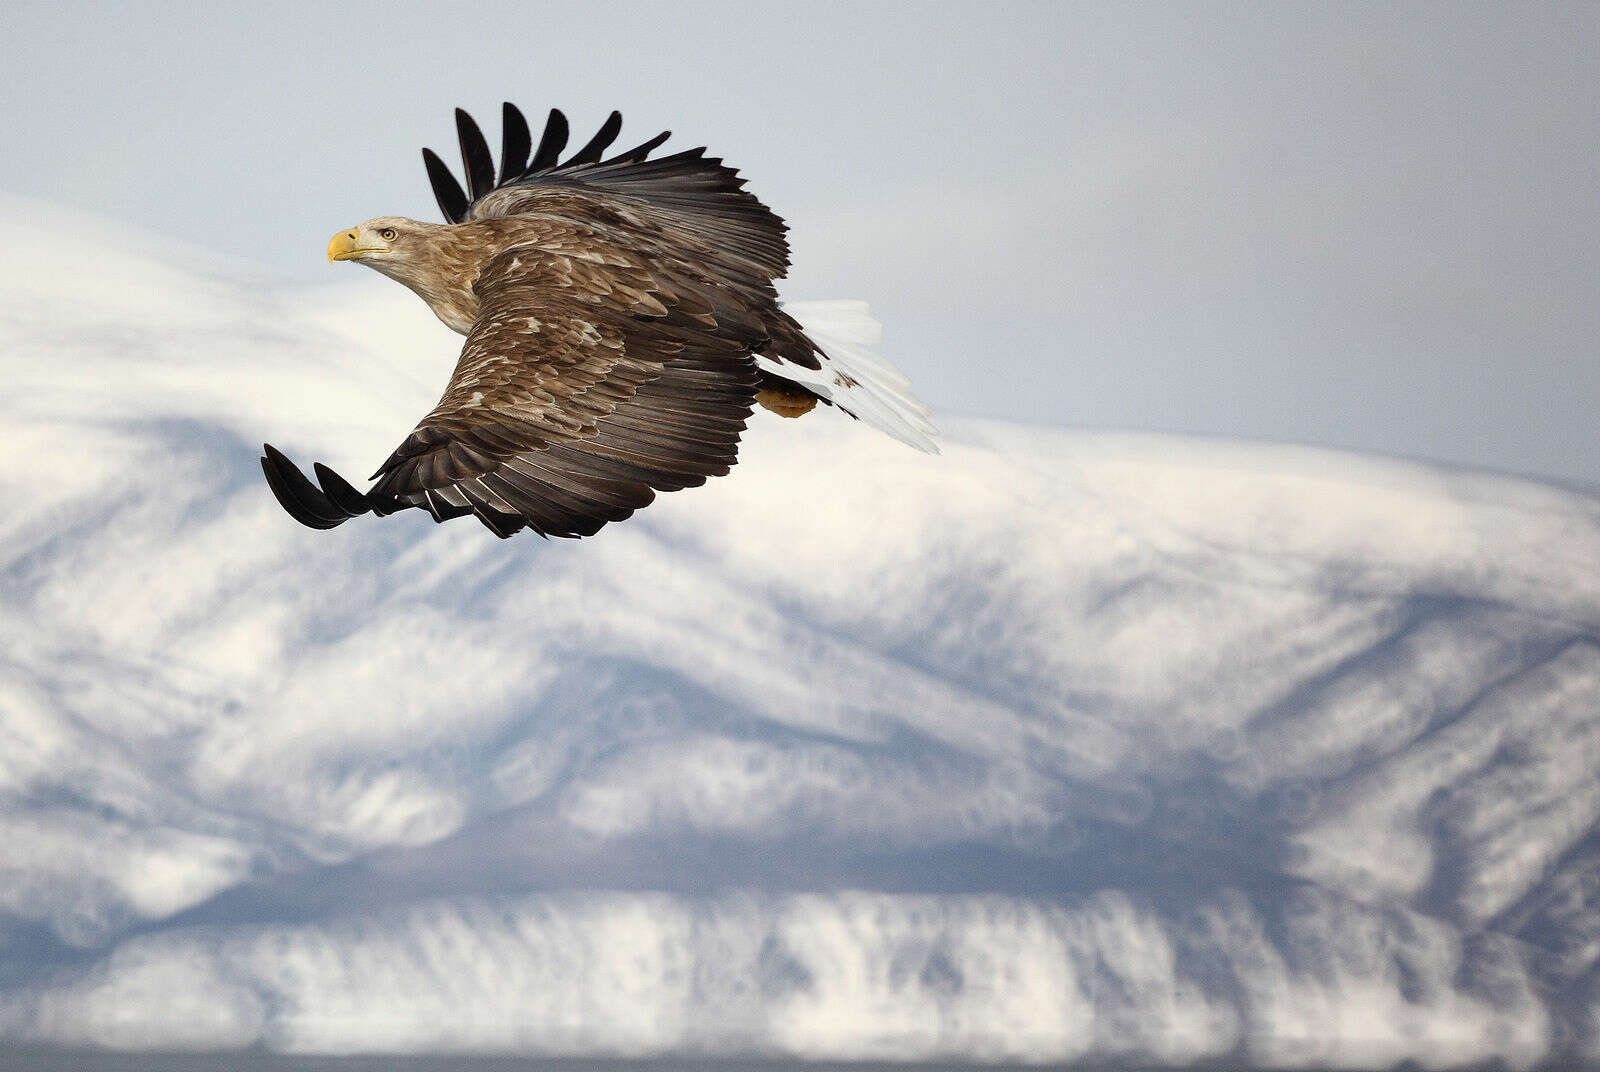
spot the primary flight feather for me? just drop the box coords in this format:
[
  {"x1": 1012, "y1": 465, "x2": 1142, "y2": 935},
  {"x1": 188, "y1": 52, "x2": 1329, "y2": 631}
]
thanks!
[{"x1": 262, "y1": 103, "x2": 936, "y2": 540}]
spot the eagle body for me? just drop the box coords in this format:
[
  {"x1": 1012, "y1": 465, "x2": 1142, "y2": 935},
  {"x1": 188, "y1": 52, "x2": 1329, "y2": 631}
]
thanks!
[{"x1": 263, "y1": 104, "x2": 935, "y2": 540}]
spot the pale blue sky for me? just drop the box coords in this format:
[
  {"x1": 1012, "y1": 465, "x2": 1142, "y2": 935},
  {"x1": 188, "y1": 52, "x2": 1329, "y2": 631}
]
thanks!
[{"x1": 5, "y1": 1, "x2": 1597, "y2": 484}]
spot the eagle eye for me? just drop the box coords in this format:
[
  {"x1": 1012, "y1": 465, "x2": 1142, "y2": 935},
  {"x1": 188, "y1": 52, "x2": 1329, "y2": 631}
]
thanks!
[{"x1": 378, "y1": 227, "x2": 398, "y2": 241}]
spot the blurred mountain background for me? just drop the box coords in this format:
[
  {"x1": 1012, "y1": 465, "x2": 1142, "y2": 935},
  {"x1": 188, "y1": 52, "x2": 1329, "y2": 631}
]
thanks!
[{"x1": 2, "y1": 206, "x2": 1598, "y2": 1068}]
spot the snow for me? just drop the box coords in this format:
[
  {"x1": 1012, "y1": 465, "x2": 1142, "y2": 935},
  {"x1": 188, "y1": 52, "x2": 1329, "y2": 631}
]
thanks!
[{"x1": 1, "y1": 200, "x2": 1597, "y2": 1067}]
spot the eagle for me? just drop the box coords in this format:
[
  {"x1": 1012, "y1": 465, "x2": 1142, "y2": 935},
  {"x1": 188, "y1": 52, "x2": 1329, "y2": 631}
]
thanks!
[{"x1": 261, "y1": 103, "x2": 935, "y2": 540}]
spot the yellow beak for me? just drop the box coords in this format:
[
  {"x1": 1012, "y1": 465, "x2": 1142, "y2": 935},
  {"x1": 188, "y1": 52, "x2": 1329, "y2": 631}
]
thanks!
[{"x1": 327, "y1": 229, "x2": 368, "y2": 263}]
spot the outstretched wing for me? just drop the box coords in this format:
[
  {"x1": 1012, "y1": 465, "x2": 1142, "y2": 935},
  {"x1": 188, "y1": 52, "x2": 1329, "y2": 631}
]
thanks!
[
  {"x1": 424, "y1": 103, "x2": 792, "y2": 287},
  {"x1": 263, "y1": 244, "x2": 760, "y2": 539}
]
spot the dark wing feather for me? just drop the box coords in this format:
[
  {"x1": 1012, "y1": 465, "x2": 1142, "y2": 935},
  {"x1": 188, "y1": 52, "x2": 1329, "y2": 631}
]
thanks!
[
  {"x1": 529, "y1": 108, "x2": 569, "y2": 171},
  {"x1": 422, "y1": 148, "x2": 470, "y2": 223},
  {"x1": 311, "y1": 462, "x2": 372, "y2": 515},
  {"x1": 261, "y1": 444, "x2": 388, "y2": 528},
  {"x1": 267, "y1": 244, "x2": 760, "y2": 539},
  {"x1": 610, "y1": 130, "x2": 672, "y2": 164},
  {"x1": 261, "y1": 445, "x2": 348, "y2": 528},
  {"x1": 423, "y1": 105, "x2": 791, "y2": 281},
  {"x1": 455, "y1": 108, "x2": 496, "y2": 202},
  {"x1": 499, "y1": 102, "x2": 532, "y2": 184},
  {"x1": 564, "y1": 109, "x2": 622, "y2": 166}
]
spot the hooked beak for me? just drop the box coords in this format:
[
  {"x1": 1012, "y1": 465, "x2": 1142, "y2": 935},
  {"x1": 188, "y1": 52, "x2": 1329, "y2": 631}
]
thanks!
[{"x1": 327, "y1": 229, "x2": 385, "y2": 263}]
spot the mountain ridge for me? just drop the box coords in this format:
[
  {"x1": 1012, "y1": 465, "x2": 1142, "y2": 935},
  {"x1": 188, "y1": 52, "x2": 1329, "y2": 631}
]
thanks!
[{"x1": 1, "y1": 206, "x2": 1597, "y2": 1067}]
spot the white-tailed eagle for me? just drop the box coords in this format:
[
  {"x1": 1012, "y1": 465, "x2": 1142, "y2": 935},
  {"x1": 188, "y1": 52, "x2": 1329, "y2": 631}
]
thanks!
[{"x1": 261, "y1": 104, "x2": 936, "y2": 539}]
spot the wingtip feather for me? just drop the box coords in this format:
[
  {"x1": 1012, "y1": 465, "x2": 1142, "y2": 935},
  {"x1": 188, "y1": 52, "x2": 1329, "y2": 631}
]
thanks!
[
  {"x1": 530, "y1": 108, "x2": 569, "y2": 171},
  {"x1": 566, "y1": 110, "x2": 623, "y2": 166},
  {"x1": 422, "y1": 147, "x2": 470, "y2": 223},
  {"x1": 500, "y1": 101, "x2": 531, "y2": 183},
  {"x1": 260, "y1": 444, "x2": 350, "y2": 529},
  {"x1": 455, "y1": 107, "x2": 495, "y2": 202}
]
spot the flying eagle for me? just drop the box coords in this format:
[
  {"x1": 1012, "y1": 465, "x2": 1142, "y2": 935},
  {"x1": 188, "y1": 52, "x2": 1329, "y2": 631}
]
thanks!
[{"x1": 261, "y1": 104, "x2": 935, "y2": 540}]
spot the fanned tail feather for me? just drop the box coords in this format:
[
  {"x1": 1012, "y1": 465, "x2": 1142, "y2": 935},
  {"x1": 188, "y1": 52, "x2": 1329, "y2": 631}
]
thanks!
[{"x1": 759, "y1": 300, "x2": 939, "y2": 454}]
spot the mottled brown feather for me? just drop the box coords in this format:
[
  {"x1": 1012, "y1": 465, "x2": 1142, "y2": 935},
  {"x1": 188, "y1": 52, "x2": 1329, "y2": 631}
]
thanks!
[{"x1": 366, "y1": 231, "x2": 761, "y2": 538}]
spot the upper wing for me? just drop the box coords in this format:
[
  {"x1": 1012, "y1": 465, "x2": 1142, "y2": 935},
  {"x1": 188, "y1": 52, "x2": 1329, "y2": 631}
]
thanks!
[
  {"x1": 262, "y1": 244, "x2": 760, "y2": 539},
  {"x1": 423, "y1": 104, "x2": 791, "y2": 284}
]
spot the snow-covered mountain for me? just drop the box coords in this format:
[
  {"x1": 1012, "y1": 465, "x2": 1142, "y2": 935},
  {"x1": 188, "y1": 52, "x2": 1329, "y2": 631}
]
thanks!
[{"x1": 2, "y1": 200, "x2": 1599, "y2": 1068}]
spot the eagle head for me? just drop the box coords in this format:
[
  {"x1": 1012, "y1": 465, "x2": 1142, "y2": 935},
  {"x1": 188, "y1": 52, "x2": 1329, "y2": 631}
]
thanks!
[
  {"x1": 325, "y1": 216, "x2": 479, "y2": 334},
  {"x1": 326, "y1": 217, "x2": 428, "y2": 266}
]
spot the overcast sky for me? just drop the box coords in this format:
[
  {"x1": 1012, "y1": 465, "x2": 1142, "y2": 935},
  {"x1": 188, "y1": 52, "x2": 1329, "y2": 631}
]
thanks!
[{"x1": 5, "y1": 1, "x2": 1597, "y2": 484}]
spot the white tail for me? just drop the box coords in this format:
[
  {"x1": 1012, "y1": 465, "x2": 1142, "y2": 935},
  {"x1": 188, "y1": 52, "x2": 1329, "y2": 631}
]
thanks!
[{"x1": 756, "y1": 300, "x2": 939, "y2": 454}]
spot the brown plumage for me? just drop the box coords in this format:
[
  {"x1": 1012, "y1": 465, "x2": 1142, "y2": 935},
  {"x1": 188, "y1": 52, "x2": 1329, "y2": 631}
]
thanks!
[{"x1": 262, "y1": 104, "x2": 933, "y2": 540}]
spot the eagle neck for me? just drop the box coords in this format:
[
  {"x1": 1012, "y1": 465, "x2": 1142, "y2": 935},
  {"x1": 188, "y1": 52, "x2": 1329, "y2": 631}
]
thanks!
[{"x1": 373, "y1": 224, "x2": 494, "y2": 336}]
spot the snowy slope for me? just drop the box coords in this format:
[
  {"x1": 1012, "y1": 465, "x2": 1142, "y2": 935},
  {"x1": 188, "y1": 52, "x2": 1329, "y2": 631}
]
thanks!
[{"x1": 2, "y1": 201, "x2": 1599, "y2": 1067}]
